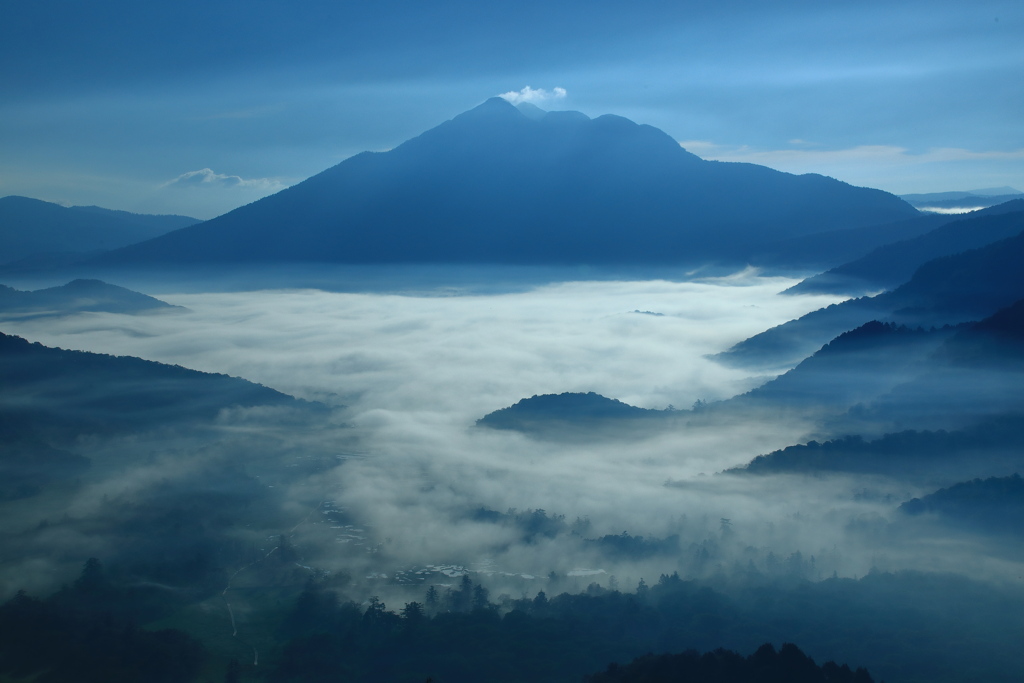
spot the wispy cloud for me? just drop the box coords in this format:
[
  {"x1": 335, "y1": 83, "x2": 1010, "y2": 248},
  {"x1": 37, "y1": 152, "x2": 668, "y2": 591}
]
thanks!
[
  {"x1": 498, "y1": 86, "x2": 567, "y2": 105},
  {"x1": 163, "y1": 168, "x2": 285, "y2": 192}
]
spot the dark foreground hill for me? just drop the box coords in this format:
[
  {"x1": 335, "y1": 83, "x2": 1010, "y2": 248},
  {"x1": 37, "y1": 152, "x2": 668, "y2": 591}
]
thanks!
[
  {"x1": 0, "y1": 196, "x2": 197, "y2": 265},
  {"x1": 0, "y1": 279, "x2": 178, "y2": 319},
  {"x1": 585, "y1": 643, "x2": 873, "y2": 683},
  {"x1": 0, "y1": 331, "x2": 309, "y2": 501},
  {"x1": 97, "y1": 98, "x2": 917, "y2": 268}
]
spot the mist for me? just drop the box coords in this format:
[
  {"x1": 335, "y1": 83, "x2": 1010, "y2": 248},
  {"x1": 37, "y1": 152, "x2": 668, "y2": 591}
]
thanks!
[{"x1": 5, "y1": 269, "x2": 1013, "y2": 599}]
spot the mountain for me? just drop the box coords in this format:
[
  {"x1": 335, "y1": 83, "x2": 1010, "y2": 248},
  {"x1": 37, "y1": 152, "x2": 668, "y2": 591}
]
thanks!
[
  {"x1": 727, "y1": 416, "x2": 1024, "y2": 480},
  {"x1": 0, "y1": 196, "x2": 198, "y2": 265},
  {"x1": 477, "y1": 391, "x2": 667, "y2": 435},
  {"x1": 935, "y1": 297, "x2": 1024, "y2": 368},
  {"x1": 729, "y1": 321, "x2": 961, "y2": 412},
  {"x1": 0, "y1": 330, "x2": 312, "y2": 502},
  {"x1": 0, "y1": 279, "x2": 179, "y2": 319},
  {"x1": 749, "y1": 212, "x2": 951, "y2": 270},
  {"x1": 97, "y1": 98, "x2": 917, "y2": 267},
  {"x1": 900, "y1": 187, "x2": 1022, "y2": 202},
  {"x1": 715, "y1": 229, "x2": 1024, "y2": 369},
  {"x1": 900, "y1": 187, "x2": 1022, "y2": 212},
  {"x1": 899, "y1": 473, "x2": 1024, "y2": 537},
  {"x1": 848, "y1": 299, "x2": 1024, "y2": 430},
  {"x1": 0, "y1": 331, "x2": 300, "y2": 440},
  {"x1": 788, "y1": 203, "x2": 1024, "y2": 295}
]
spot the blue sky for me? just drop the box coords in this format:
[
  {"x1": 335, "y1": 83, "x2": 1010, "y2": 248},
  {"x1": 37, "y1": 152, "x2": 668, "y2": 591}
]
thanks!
[{"x1": 2, "y1": 0, "x2": 1021, "y2": 219}]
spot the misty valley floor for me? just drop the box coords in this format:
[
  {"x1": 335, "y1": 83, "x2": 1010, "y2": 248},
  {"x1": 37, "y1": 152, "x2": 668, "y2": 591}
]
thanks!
[{"x1": 1, "y1": 269, "x2": 1022, "y2": 683}]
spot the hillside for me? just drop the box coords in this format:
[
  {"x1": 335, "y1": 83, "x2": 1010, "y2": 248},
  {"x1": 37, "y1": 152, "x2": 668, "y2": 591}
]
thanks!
[
  {"x1": 477, "y1": 391, "x2": 667, "y2": 435},
  {"x1": 0, "y1": 331, "x2": 299, "y2": 440},
  {"x1": 899, "y1": 474, "x2": 1024, "y2": 537},
  {"x1": 715, "y1": 230, "x2": 1024, "y2": 369}
]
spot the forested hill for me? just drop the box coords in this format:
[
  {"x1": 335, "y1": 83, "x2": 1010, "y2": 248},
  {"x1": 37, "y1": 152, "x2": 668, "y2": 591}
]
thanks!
[
  {"x1": 585, "y1": 643, "x2": 874, "y2": 683},
  {"x1": 96, "y1": 98, "x2": 917, "y2": 267},
  {"x1": 0, "y1": 331, "x2": 299, "y2": 437},
  {"x1": 727, "y1": 415, "x2": 1024, "y2": 479},
  {"x1": 899, "y1": 473, "x2": 1024, "y2": 536},
  {"x1": 477, "y1": 392, "x2": 667, "y2": 434},
  {"x1": 716, "y1": 229, "x2": 1024, "y2": 369}
]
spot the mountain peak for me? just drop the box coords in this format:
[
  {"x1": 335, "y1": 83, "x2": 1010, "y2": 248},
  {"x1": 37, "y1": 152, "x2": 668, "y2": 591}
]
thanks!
[
  {"x1": 96, "y1": 100, "x2": 919, "y2": 267},
  {"x1": 461, "y1": 96, "x2": 523, "y2": 119}
]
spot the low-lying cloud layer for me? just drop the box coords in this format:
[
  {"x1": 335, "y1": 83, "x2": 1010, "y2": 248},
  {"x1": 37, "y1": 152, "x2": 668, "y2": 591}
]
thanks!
[{"x1": 4, "y1": 270, "x2": 1018, "y2": 602}]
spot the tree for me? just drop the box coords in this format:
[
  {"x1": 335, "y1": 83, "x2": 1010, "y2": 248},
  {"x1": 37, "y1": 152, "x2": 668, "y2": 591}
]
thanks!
[
  {"x1": 74, "y1": 557, "x2": 109, "y2": 595},
  {"x1": 424, "y1": 585, "x2": 439, "y2": 614},
  {"x1": 401, "y1": 601, "x2": 424, "y2": 632},
  {"x1": 472, "y1": 584, "x2": 490, "y2": 611}
]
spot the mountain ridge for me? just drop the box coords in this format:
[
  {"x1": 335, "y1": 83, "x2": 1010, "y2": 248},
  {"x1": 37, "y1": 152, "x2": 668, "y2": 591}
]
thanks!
[
  {"x1": 0, "y1": 196, "x2": 198, "y2": 265},
  {"x1": 95, "y1": 98, "x2": 918, "y2": 268}
]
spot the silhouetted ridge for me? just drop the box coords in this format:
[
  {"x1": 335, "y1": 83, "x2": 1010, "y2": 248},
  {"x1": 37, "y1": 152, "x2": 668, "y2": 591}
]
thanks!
[
  {"x1": 938, "y1": 298, "x2": 1024, "y2": 367},
  {"x1": 728, "y1": 321, "x2": 959, "y2": 411},
  {"x1": 0, "y1": 331, "x2": 300, "y2": 438},
  {"x1": 727, "y1": 415, "x2": 1024, "y2": 478},
  {"x1": 478, "y1": 392, "x2": 662, "y2": 431},
  {"x1": 585, "y1": 642, "x2": 874, "y2": 683},
  {"x1": 717, "y1": 228, "x2": 1024, "y2": 369},
  {"x1": 789, "y1": 205, "x2": 1024, "y2": 295},
  {"x1": 97, "y1": 100, "x2": 916, "y2": 267},
  {"x1": 900, "y1": 474, "x2": 1024, "y2": 536}
]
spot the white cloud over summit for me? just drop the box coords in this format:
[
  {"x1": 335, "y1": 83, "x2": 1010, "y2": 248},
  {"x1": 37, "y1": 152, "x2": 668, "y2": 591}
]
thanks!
[{"x1": 499, "y1": 86, "x2": 567, "y2": 105}]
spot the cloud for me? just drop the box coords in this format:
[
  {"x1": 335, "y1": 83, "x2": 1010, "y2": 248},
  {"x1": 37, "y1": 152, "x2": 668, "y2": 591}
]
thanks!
[
  {"x1": 163, "y1": 168, "x2": 285, "y2": 192},
  {"x1": 8, "y1": 270, "x2": 1020, "y2": 597},
  {"x1": 498, "y1": 86, "x2": 568, "y2": 105}
]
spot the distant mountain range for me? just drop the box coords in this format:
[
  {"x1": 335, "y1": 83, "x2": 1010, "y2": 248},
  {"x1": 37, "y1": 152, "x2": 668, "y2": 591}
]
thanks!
[
  {"x1": 0, "y1": 196, "x2": 198, "y2": 266},
  {"x1": 900, "y1": 187, "x2": 1022, "y2": 213},
  {"x1": 0, "y1": 279, "x2": 179, "y2": 319},
  {"x1": 96, "y1": 98, "x2": 918, "y2": 268}
]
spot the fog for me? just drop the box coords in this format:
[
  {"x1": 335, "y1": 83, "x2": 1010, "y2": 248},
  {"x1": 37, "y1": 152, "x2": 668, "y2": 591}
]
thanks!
[{"x1": 3, "y1": 269, "x2": 1020, "y2": 608}]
